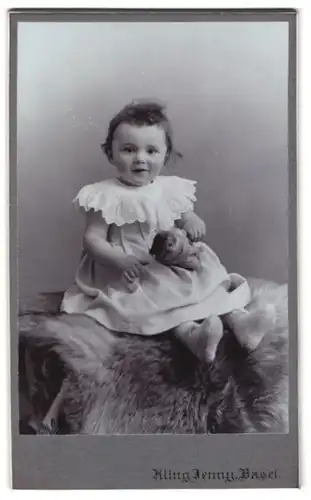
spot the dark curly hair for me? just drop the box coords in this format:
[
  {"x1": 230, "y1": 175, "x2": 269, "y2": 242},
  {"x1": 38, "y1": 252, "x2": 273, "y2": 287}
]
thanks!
[{"x1": 102, "y1": 100, "x2": 182, "y2": 164}]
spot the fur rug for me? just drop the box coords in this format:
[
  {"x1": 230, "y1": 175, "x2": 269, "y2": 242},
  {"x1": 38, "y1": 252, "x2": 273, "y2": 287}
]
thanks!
[{"x1": 19, "y1": 278, "x2": 288, "y2": 434}]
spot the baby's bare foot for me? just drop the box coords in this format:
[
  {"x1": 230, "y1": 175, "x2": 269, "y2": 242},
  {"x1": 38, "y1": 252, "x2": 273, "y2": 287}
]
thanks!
[
  {"x1": 175, "y1": 315, "x2": 224, "y2": 362},
  {"x1": 200, "y1": 315, "x2": 224, "y2": 362},
  {"x1": 225, "y1": 305, "x2": 276, "y2": 351}
]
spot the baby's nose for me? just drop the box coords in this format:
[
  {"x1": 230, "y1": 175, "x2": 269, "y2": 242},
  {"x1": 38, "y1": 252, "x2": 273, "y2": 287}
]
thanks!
[{"x1": 134, "y1": 151, "x2": 147, "y2": 163}]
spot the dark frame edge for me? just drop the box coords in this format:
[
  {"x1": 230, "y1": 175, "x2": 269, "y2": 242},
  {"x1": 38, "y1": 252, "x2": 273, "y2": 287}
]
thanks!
[
  {"x1": 9, "y1": 11, "x2": 19, "y2": 489},
  {"x1": 288, "y1": 10, "x2": 300, "y2": 489},
  {"x1": 8, "y1": 8, "x2": 298, "y2": 13}
]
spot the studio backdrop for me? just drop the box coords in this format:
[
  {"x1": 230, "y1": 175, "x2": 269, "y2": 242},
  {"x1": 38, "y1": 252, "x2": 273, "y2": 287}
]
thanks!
[{"x1": 17, "y1": 21, "x2": 288, "y2": 301}]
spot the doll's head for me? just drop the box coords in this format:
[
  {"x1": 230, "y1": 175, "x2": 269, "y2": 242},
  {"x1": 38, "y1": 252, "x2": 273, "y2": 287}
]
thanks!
[
  {"x1": 150, "y1": 228, "x2": 202, "y2": 271},
  {"x1": 102, "y1": 100, "x2": 181, "y2": 187}
]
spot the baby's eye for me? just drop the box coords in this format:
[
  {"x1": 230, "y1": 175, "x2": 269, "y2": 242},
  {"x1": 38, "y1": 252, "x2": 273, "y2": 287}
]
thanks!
[
  {"x1": 147, "y1": 147, "x2": 158, "y2": 155},
  {"x1": 122, "y1": 145, "x2": 136, "y2": 153}
]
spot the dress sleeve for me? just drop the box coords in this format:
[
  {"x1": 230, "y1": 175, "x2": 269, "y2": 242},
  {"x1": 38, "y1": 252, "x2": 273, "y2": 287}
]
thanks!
[
  {"x1": 72, "y1": 181, "x2": 114, "y2": 220},
  {"x1": 162, "y1": 176, "x2": 197, "y2": 220}
]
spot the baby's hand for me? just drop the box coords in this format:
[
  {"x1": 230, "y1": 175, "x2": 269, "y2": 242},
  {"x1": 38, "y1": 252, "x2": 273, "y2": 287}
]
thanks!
[
  {"x1": 183, "y1": 215, "x2": 206, "y2": 242},
  {"x1": 116, "y1": 255, "x2": 151, "y2": 282}
]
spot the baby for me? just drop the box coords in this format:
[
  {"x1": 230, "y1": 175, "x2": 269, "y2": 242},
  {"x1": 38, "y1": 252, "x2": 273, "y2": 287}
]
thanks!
[{"x1": 61, "y1": 100, "x2": 268, "y2": 363}]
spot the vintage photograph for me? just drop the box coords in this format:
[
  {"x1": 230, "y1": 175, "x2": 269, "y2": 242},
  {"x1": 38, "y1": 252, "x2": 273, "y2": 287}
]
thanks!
[{"x1": 17, "y1": 16, "x2": 290, "y2": 436}]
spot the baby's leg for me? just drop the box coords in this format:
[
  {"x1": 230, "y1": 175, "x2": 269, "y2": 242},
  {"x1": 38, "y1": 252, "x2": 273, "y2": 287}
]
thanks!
[
  {"x1": 174, "y1": 316, "x2": 224, "y2": 362},
  {"x1": 224, "y1": 305, "x2": 276, "y2": 351}
]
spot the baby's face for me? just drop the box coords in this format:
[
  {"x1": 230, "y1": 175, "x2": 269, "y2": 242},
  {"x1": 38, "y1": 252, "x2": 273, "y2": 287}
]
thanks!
[{"x1": 111, "y1": 123, "x2": 167, "y2": 186}]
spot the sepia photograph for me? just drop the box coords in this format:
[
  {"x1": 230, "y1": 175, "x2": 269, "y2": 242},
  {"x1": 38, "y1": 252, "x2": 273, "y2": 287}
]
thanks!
[
  {"x1": 15, "y1": 14, "x2": 292, "y2": 439},
  {"x1": 10, "y1": 7, "x2": 299, "y2": 490},
  {"x1": 7, "y1": 7, "x2": 301, "y2": 491}
]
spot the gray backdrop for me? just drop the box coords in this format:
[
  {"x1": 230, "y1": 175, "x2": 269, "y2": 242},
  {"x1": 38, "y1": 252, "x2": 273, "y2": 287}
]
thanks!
[{"x1": 17, "y1": 21, "x2": 289, "y2": 300}]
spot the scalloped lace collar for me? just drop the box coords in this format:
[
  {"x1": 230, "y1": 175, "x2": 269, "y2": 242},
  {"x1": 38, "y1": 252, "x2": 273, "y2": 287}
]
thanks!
[{"x1": 74, "y1": 176, "x2": 197, "y2": 230}]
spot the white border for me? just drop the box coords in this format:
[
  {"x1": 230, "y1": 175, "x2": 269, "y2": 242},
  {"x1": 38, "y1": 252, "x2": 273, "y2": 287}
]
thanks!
[{"x1": 1, "y1": 1, "x2": 309, "y2": 498}]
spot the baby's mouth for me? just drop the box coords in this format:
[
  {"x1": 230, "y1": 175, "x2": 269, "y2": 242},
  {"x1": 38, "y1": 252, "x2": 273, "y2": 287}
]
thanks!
[{"x1": 132, "y1": 168, "x2": 148, "y2": 173}]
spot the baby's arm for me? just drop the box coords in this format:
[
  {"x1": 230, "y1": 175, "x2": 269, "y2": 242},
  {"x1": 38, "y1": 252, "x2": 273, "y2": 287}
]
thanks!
[
  {"x1": 83, "y1": 210, "x2": 122, "y2": 266},
  {"x1": 83, "y1": 211, "x2": 150, "y2": 280},
  {"x1": 175, "y1": 210, "x2": 206, "y2": 242}
]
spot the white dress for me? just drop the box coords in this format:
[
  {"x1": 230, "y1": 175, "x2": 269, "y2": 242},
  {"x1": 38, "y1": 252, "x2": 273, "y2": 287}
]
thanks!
[{"x1": 61, "y1": 176, "x2": 251, "y2": 335}]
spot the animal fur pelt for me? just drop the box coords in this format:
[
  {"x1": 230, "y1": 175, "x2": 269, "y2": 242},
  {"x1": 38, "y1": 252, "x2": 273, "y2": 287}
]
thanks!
[{"x1": 19, "y1": 278, "x2": 288, "y2": 434}]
